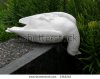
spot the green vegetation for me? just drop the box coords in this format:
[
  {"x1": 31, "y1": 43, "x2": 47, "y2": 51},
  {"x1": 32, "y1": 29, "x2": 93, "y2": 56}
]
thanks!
[
  {"x1": 0, "y1": 23, "x2": 15, "y2": 41},
  {"x1": 0, "y1": 0, "x2": 100, "y2": 73},
  {"x1": 66, "y1": 0, "x2": 100, "y2": 73},
  {"x1": 78, "y1": 21, "x2": 100, "y2": 73}
]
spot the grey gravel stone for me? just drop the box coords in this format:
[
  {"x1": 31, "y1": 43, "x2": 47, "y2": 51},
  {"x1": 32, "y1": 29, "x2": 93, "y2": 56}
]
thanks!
[{"x1": 0, "y1": 37, "x2": 44, "y2": 68}]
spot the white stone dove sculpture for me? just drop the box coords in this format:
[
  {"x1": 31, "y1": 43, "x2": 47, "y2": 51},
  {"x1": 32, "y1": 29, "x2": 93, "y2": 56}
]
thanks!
[{"x1": 6, "y1": 12, "x2": 81, "y2": 56}]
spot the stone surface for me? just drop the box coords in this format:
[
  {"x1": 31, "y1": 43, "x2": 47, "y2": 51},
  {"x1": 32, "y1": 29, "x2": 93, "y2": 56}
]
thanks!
[
  {"x1": 0, "y1": 37, "x2": 84, "y2": 74},
  {"x1": 0, "y1": 43, "x2": 52, "y2": 74},
  {"x1": 13, "y1": 44, "x2": 84, "y2": 74},
  {"x1": 0, "y1": 37, "x2": 52, "y2": 68}
]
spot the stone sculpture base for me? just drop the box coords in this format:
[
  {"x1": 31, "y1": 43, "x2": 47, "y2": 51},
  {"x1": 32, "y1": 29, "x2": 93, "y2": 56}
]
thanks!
[{"x1": 13, "y1": 43, "x2": 84, "y2": 74}]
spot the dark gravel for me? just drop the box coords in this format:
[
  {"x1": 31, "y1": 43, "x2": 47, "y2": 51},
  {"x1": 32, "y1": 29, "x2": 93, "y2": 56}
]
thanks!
[{"x1": 0, "y1": 37, "x2": 42, "y2": 68}]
